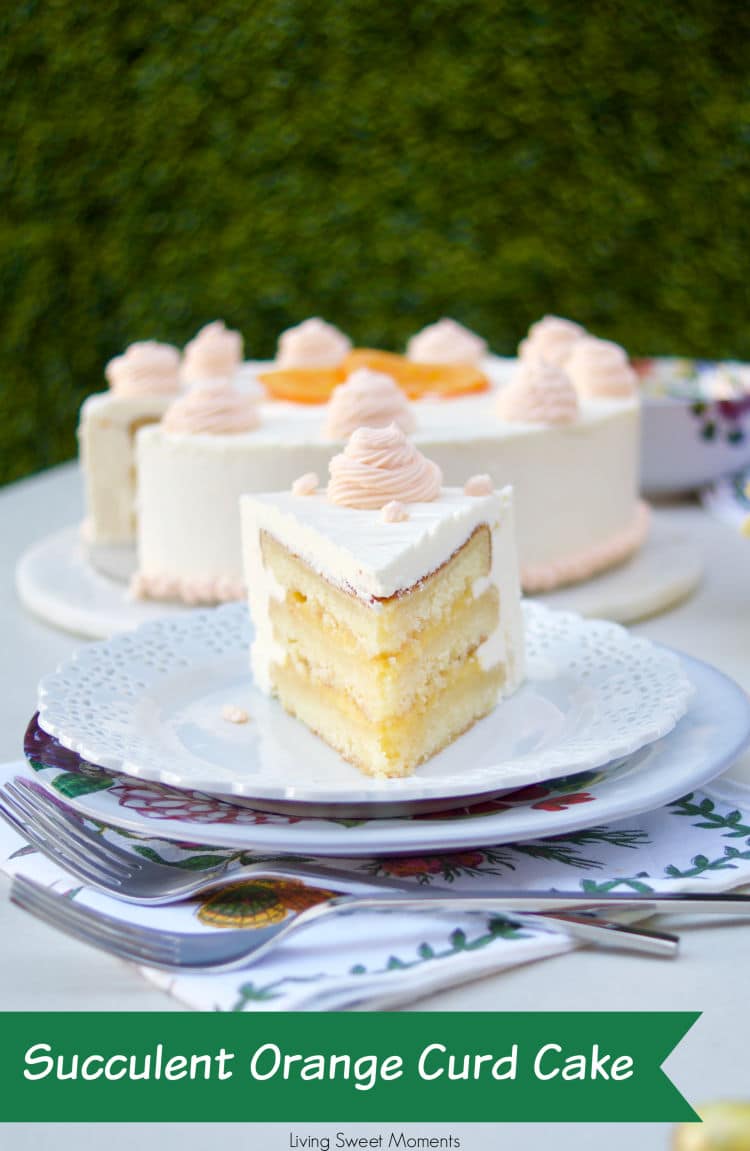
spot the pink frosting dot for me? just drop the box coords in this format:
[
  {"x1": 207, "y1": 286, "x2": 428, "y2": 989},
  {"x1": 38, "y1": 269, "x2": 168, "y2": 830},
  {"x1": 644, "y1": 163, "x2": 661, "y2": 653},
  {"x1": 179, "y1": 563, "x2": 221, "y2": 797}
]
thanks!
[
  {"x1": 222, "y1": 704, "x2": 250, "y2": 725},
  {"x1": 464, "y1": 474, "x2": 493, "y2": 497},
  {"x1": 381, "y1": 500, "x2": 410, "y2": 523},
  {"x1": 292, "y1": 472, "x2": 319, "y2": 496}
]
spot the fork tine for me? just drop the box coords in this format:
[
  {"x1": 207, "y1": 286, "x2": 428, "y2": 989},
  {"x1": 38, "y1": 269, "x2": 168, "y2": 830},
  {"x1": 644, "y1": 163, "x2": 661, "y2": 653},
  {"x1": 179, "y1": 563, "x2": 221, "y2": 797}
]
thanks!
[
  {"x1": 11, "y1": 875, "x2": 142, "y2": 937},
  {"x1": 7, "y1": 781, "x2": 138, "y2": 875},
  {"x1": 11, "y1": 875, "x2": 187, "y2": 952},
  {"x1": 0, "y1": 791, "x2": 128, "y2": 886},
  {"x1": 11, "y1": 878, "x2": 179, "y2": 964},
  {"x1": 12, "y1": 887, "x2": 176, "y2": 967},
  {"x1": 12, "y1": 778, "x2": 141, "y2": 867},
  {"x1": 0, "y1": 795, "x2": 125, "y2": 888},
  {"x1": 3, "y1": 784, "x2": 133, "y2": 882}
]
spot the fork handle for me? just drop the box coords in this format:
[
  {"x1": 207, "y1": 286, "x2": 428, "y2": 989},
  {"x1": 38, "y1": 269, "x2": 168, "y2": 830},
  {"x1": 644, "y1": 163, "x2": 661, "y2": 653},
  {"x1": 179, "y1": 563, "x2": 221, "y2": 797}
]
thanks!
[
  {"x1": 303, "y1": 895, "x2": 678, "y2": 958},
  {"x1": 228, "y1": 864, "x2": 750, "y2": 917},
  {"x1": 319, "y1": 889, "x2": 750, "y2": 917}
]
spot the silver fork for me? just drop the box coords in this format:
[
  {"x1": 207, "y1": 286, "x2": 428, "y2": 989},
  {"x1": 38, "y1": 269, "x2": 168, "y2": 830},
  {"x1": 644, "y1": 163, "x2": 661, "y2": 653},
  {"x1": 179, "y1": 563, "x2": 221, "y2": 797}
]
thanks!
[
  {"x1": 1, "y1": 781, "x2": 681, "y2": 961},
  {"x1": 0, "y1": 776, "x2": 394, "y2": 903},
  {"x1": 10, "y1": 874, "x2": 679, "y2": 970},
  {"x1": 1, "y1": 777, "x2": 749, "y2": 919}
]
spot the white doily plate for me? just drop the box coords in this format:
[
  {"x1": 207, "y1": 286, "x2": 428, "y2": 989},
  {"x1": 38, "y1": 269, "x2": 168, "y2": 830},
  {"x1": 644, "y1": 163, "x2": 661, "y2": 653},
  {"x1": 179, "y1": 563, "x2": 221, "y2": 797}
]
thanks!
[
  {"x1": 23, "y1": 652, "x2": 750, "y2": 854},
  {"x1": 37, "y1": 601, "x2": 693, "y2": 811}
]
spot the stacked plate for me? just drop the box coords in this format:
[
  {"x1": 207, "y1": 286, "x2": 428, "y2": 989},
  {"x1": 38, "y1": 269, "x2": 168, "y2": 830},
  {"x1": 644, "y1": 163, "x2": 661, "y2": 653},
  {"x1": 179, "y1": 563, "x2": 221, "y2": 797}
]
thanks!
[{"x1": 25, "y1": 601, "x2": 750, "y2": 859}]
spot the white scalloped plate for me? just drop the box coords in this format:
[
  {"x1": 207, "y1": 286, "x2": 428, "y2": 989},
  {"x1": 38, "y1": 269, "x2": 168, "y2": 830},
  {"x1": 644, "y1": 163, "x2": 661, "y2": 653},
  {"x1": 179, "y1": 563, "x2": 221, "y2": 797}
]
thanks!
[
  {"x1": 22, "y1": 654, "x2": 750, "y2": 854},
  {"x1": 36, "y1": 602, "x2": 693, "y2": 812}
]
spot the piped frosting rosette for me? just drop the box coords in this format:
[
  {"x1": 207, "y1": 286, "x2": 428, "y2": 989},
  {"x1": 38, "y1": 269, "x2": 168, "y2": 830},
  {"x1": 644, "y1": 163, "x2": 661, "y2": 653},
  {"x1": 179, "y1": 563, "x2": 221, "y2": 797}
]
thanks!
[
  {"x1": 407, "y1": 318, "x2": 488, "y2": 365},
  {"x1": 566, "y1": 336, "x2": 637, "y2": 398},
  {"x1": 518, "y1": 315, "x2": 586, "y2": 368},
  {"x1": 162, "y1": 382, "x2": 260, "y2": 435},
  {"x1": 327, "y1": 424, "x2": 442, "y2": 509},
  {"x1": 325, "y1": 368, "x2": 416, "y2": 440},
  {"x1": 277, "y1": 317, "x2": 352, "y2": 368},
  {"x1": 497, "y1": 359, "x2": 579, "y2": 424},
  {"x1": 105, "y1": 341, "x2": 181, "y2": 397},
  {"x1": 182, "y1": 321, "x2": 243, "y2": 383}
]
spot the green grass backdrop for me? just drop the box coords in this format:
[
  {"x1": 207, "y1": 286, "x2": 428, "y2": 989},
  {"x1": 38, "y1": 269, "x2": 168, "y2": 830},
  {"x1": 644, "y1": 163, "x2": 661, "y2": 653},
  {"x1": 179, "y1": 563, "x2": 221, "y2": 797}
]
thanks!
[{"x1": 2, "y1": 0, "x2": 750, "y2": 483}]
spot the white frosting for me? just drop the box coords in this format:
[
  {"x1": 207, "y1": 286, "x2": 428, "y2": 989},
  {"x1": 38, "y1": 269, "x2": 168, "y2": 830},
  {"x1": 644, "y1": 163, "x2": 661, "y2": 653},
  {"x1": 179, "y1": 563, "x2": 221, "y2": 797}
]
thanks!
[
  {"x1": 78, "y1": 391, "x2": 174, "y2": 545},
  {"x1": 241, "y1": 486, "x2": 525, "y2": 696}
]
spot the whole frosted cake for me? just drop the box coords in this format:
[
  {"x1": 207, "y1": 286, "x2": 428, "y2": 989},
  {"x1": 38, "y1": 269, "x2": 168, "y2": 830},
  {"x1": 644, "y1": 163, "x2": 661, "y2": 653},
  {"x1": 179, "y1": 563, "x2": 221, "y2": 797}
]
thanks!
[
  {"x1": 78, "y1": 314, "x2": 646, "y2": 602},
  {"x1": 241, "y1": 426, "x2": 525, "y2": 778}
]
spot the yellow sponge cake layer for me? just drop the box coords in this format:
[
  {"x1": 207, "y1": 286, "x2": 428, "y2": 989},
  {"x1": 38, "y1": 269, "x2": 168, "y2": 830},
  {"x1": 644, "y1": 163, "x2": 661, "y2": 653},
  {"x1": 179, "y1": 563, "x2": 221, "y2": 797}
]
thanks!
[
  {"x1": 260, "y1": 525, "x2": 492, "y2": 657},
  {"x1": 266, "y1": 538, "x2": 500, "y2": 722},
  {"x1": 272, "y1": 654, "x2": 504, "y2": 778}
]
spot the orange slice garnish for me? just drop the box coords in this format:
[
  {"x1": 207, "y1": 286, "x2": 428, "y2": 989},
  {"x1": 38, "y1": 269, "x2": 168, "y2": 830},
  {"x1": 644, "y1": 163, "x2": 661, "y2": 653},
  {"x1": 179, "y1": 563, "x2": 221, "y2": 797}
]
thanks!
[
  {"x1": 343, "y1": 349, "x2": 409, "y2": 376},
  {"x1": 258, "y1": 366, "x2": 346, "y2": 404},
  {"x1": 259, "y1": 350, "x2": 490, "y2": 404},
  {"x1": 342, "y1": 349, "x2": 489, "y2": 399}
]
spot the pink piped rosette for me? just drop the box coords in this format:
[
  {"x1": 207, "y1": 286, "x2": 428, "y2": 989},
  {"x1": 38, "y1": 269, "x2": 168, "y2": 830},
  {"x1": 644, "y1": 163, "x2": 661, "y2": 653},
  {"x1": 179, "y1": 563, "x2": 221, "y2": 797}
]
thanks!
[
  {"x1": 518, "y1": 316, "x2": 586, "y2": 369},
  {"x1": 182, "y1": 321, "x2": 243, "y2": 384},
  {"x1": 497, "y1": 360, "x2": 579, "y2": 425},
  {"x1": 105, "y1": 341, "x2": 181, "y2": 397},
  {"x1": 327, "y1": 424, "x2": 442, "y2": 510},
  {"x1": 325, "y1": 368, "x2": 416, "y2": 440}
]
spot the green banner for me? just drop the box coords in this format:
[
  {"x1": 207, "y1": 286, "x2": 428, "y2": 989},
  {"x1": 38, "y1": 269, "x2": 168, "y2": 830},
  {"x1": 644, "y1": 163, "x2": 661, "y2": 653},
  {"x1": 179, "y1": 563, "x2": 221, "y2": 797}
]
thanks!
[{"x1": 0, "y1": 1012, "x2": 698, "y2": 1123}]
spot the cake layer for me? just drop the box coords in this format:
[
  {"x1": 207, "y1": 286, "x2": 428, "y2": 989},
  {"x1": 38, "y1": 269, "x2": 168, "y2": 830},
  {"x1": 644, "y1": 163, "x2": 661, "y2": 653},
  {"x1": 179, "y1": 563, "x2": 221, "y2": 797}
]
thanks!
[
  {"x1": 271, "y1": 654, "x2": 504, "y2": 778},
  {"x1": 261, "y1": 523, "x2": 492, "y2": 656},
  {"x1": 270, "y1": 583, "x2": 500, "y2": 720}
]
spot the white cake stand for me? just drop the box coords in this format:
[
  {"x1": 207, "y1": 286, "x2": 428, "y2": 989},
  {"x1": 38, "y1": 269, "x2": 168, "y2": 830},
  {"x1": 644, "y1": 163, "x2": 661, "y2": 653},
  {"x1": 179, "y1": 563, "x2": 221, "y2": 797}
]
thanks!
[
  {"x1": 16, "y1": 512, "x2": 702, "y2": 640},
  {"x1": 536, "y1": 513, "x2": 703, "y2": 622},
  {"x1": 16, "y1": 526, "x2": 186, "y2": 638}
]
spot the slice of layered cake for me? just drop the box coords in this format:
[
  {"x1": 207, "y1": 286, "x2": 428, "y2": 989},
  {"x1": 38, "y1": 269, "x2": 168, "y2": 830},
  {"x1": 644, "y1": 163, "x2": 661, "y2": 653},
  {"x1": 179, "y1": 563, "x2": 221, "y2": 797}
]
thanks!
[{"x1": 241, "y1": 424, "x2": 525, "y2": 778}]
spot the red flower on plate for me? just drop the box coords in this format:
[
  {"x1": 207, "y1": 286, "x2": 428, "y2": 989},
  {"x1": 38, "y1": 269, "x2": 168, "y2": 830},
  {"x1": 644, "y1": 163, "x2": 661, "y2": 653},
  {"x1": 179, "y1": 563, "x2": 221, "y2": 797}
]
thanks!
[
  {"x1": 413, "y1": 798, "x2": 513, "y2": 821},
  {"x1": 449, "y1": 851, "x2": 486, "y2": 869},
  {"x1": 504, "y1": 783, "x2": 553, "y2": 803},
  {"x1": 111, "y1": 780, "x2": 302, "y2": 826},
  {"x1": 532, "y1": 793, "x2": 594, "y2": 812},
  {"x1": 380, "y1": 856, "x2": 445, "y2": 877}
]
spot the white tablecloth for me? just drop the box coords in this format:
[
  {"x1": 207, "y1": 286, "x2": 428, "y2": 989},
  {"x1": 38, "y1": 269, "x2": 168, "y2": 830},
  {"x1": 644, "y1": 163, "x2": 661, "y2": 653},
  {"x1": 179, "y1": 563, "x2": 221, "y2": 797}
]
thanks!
[{"x1": 2, "y1": 462, "x2": 749, "y2": 1151}]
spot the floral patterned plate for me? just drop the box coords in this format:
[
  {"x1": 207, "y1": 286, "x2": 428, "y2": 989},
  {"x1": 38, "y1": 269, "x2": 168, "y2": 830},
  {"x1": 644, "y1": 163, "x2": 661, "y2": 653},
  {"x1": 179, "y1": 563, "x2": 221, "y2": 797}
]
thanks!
[{"x1": 23, "y1": 651, "x2": 750, "y2": 855}]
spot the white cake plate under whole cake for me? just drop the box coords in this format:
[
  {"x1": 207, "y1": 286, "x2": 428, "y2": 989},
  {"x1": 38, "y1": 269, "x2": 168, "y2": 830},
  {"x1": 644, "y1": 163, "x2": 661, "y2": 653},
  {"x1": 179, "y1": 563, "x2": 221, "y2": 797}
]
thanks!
[
  {"x1": 16, "y1": 525, "x2": 186, "y2": 638},
  {"x1": 17, "y1": 512, "x2": 703, "y2": 640}
]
